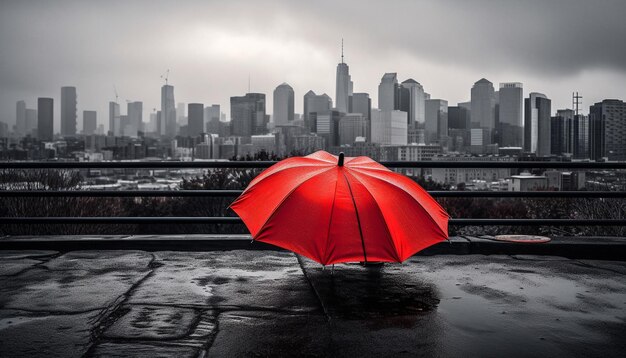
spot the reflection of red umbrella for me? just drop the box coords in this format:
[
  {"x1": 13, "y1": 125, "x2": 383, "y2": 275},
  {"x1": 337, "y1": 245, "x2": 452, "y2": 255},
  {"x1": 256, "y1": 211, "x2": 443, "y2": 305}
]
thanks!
[{"x1": 230, "y1": 151, "x2": 449, "y2": 265}]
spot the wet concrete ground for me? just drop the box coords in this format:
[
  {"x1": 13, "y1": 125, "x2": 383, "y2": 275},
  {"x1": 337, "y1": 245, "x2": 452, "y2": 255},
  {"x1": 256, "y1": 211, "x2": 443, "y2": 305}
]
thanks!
[{"x1": 0, "y1": 249, "x2": 625, "y2": 357}]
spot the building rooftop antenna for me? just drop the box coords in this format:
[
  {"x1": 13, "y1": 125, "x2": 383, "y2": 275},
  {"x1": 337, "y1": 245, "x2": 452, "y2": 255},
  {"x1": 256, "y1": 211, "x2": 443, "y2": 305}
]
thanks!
[
  {"x1": 573, "y1": 92, "x2": 583, "y2": 116},
  {"x1": 161, "y1": 69, "x2": 170, "y2": 85},
  {"x1": 341, "y1": 38, "x2": 344, "y2": 64}
]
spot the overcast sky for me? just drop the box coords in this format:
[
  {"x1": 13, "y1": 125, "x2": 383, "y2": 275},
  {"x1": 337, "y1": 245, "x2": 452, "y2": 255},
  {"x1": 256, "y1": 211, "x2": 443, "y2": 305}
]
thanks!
[{"x1": 1, "y1": 0, "x2": 625, "y2": 131}]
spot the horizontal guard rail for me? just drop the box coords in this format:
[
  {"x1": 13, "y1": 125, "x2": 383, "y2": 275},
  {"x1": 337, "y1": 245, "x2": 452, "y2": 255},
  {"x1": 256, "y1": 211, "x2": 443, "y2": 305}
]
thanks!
[
  {"x1": 1, "y1": 161, "x2": 626, "y2": 169},
  {"x1": 0, "y1": 217, "x2": 623, "y2": 226},
  {"x1": 0, "y1": 190, "x2": 625, "y2": 198}
]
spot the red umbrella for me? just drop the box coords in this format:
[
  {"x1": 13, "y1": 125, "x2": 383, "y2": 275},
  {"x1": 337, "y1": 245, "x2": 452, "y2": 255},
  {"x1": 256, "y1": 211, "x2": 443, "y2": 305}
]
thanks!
[{"x1": 230, "y1": 150, "x2": 449, "y2": 265}]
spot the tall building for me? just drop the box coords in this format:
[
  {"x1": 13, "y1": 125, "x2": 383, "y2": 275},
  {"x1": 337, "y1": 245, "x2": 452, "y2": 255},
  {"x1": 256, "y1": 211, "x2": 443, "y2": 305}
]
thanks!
[
  {"x1": 82, "y1": 110, "x2": 97, "y2": 135},
  {"x1": 303, "y1": 91, "x2": 332, "y2": 132},
  {"x1": 61, "y1": 86, "x2": 77, "y2": 136},
  {"x1": 425, "y1": 99, "x2": 448, "y2": 145},
  {"x1": 498, "y1": 82, "x2": 523, "y2": 147},
  {"x1": 188, "y1": 103, "x2": 204, "y2": 138},
  {"x1": 335, "y1": 43, "x2": 352, "y2": 113},
  {"x1": 338, "y1": 113, "x2": 368, "y2": 145},
  {"x1": 371, "y1": 109, "x2": 407, "y2": 146},
  {"x1": 351, "y1": 93, "x2": 371, "y2": 121},
  {"x1": 399, "y1": 79, "x2": 426, "y2": 126},
  {"x1": 127, "y1": 101, "x2": 143, "y2": 136},
  {"x1": 25, "y1": 109, "x2": 37, "y2": 137},
  {"x1": 551, "y1": 109, "x2": 573, "y2": 155},
  {"x1": 470, "y1": 79, "x2": 496, "y2": 143},
  {"x1": 108, "y1": 102, "x2": 120, "y2": 136},
  {"x1": 16, "y1": 100, "x2": 26, "y2": 136},
  {"x1": 378, "y1": 73, "x2": 399, "y2": 111},
  {"x1": 204, "y1": 105, "x2": 221, "y2": 134},
  {"x1": 273, "y1": 83, "x2": 294, "y2": 126},
  {"x1": 524, "y1": 92, "x2": 551, "y2": 156},
  {"x1": 37, "y1": 98, "x2": 54, "y2": 141},
  {"x1": 315, "y1": 110, "x2": 342, "y2": 148},
  {"x1": 161, "y1": 85, "x2": 176, "y2": 137},
  {"x1": 231, "y1": 93, "x2": 267, "y2": 137},
  {"x1": 589, "y1": 99, "x2": 626, "y2": 160}
]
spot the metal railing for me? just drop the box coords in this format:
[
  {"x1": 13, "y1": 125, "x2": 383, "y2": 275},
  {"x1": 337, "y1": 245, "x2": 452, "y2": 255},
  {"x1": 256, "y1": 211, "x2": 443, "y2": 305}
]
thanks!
[{"x1": 1, "y1": 160, "x2": 625, "y2": 228}]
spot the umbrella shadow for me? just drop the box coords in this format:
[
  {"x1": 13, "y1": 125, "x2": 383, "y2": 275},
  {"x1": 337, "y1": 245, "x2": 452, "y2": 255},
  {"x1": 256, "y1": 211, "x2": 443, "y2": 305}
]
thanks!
[{"x1": 300, "y1": 258, "x2": 440, "y2": 322}]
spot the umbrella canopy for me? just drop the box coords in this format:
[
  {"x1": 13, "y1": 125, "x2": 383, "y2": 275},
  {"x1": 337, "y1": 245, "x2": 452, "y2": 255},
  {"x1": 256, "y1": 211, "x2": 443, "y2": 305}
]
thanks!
[{"x1": 230, "y1": 151, "x2": 449, "y2": 265}]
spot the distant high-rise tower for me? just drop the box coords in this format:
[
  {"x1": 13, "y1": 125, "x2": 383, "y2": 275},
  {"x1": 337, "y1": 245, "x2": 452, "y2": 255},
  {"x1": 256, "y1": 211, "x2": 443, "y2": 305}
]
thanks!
[
  {"x1": 83, "y1": 110, "x2": 97, "y2": 135},
  {"x1": 231, "y1": 93, "x2": 267, "y2": 137},
  {"x1": 25, "y1": 109, "x2": 37, "y2": 137},
  {"x1": 109, "y1": 102, "x2": 120, "y2": 136},
  {"x1": 161, "y1": 85, "x2": 176, "y2": 137},
  {"x1": 273, "y1": 83, "x2": 295, "y2": 126},
  {"x1": 425, "y1": 99, "x2": 448, "y2": 145},
  {"x1": 127, "y1": 101, "x2": 143, "y2": 136},
  {"x1": 399, "y1": 79, "x2": 426, "y2": 126},
  {"x1": 187, "y1": 103, "x2": 204, "y2": 138},
  {"x1": 524, "y1": 92, "x2": 551, "y2": 156},
  {"x1": 61, "y1": 86, "x2": 77, "y2": 136},
  {"x1": 378, "y1": 73, "x2": 399, "y2": 111},
  {"x1": 37, "y1": 98, "x2": 54, "y2": 141},
  {"x1": 498, "y1": 82, "x2": 523, "y2": 147},
  {"x1": 370, "y1": 109, "x2": 407, "y2": 146},
  {"x1": 589, "y1": 99, "x2": 626, "y2": 160},
  {"x1": 16, "y1": 100, "x2": 26, "y2": 136},
  {"x1": 303, "y1": 90, "x2": 332, "y2": 133},
  {"x1": 471, "y1": 78, "x2": 496, "y2": 143},
  {"x1": 204, "y1": 105, "x2": 221, "y2": 134},
  {"x1": 335, "y1": 40, "x2": 351, "y2": 113}
]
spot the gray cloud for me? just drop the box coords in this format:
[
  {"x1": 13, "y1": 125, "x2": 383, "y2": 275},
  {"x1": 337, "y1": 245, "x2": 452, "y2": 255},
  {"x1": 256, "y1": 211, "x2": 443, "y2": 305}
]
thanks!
[{"x1": 1, "y1": 0, "x2": 625, "y2": 130}]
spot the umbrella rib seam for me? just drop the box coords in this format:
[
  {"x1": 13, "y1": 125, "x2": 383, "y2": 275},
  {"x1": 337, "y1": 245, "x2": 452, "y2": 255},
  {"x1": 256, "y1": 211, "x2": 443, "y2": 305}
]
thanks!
[
  {"x1": 348, "y1": 169, "x2": 449, "y2": 249},
  {"x1": 350, "y1": 166, "x2": 449, "y2": 215},
  {"x1": 322, "y1": 175, "x2": 340, "y2": 266},
  {"x1": 342, "y1": 172, "x2": 368, "y2": 264},
  {"x1": 343, "y1": 171, "x2": 401, "y2": 262},
  {"x1": 252, "y1": 166, "x2": 336, "y2": 240}
]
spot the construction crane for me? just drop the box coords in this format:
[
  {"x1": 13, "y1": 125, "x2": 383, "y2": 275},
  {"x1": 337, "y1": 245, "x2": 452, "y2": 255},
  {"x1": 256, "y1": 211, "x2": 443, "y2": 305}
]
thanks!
[
  {"x1": 113, "y1": 85, "x2": 119, "y2": 103},
  {"x1": 160, "y1": 69, "x2": 170, "y2": 85}
]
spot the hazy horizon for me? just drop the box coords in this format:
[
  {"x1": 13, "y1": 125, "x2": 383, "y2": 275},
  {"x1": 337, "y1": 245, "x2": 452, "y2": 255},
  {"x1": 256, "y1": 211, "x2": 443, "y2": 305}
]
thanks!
[{"x1": 1, "y1": 0, "x2": 626, "y2": 131}]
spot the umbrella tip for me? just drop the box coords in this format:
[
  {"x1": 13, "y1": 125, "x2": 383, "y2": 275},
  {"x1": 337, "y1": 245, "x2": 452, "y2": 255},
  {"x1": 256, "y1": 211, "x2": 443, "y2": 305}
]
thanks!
[{"x1": 338, "y1": 152, "x2": 345, "y2": 167}]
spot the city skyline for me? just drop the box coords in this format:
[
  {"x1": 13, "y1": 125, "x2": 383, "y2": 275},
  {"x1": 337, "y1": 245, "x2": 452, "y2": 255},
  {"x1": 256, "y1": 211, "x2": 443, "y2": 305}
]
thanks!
[{"x1": 2, "y1": 0, "x2": 626, "y2": 130}]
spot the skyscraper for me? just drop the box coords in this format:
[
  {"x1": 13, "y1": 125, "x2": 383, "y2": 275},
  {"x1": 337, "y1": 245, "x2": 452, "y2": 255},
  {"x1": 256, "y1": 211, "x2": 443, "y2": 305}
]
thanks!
[
  {"x1": 37, "y1": 98, "x2": 53, "y2": 141},
  {"x1": 498, "y1": 82, "x2": 523, "y2": 147},
  {"x1": 303, "y1": 91, "x2": 332, "y2": 133},
  {"x1": 524, "y1": 92, "x2": 551, "y2": 156},
  {"x1": 231, "y1": 93, "x2": 267, "y2": 137},
  {"x1": 338, "y1": 113, "x2": 368, "y2": 145},
  {"x1": 378, "y1": 73, "x2": 399, "y2": 111},
  {"x1": 399, "y1": 79, "x2": 426, "y2": 126},
  {"x1": 204, "y1": 105, "x2": 221, "y2": 134},
  {"x1": 83, "y1": 110, "x2": 97, "y2": 135},
  {"x1": 471, "y1": 79, "x2": 496, "y2": 143},
  {"x1": 551, "y1": 109, "x2": 573, "y2": 155},
  {"x1": 425, "y1": 99, "x2": 448, "y2": 145},
  {"x1": 589, "y1": 99, "x2": 626, "y2": 160},
  {"x1": 161, "y1": 84, "x2": 176, "y2": 137},
  {"x1": 188, "y1": 103, "x2": 204, "y2": 138},
  {"x1": 371, "y1": 109, "x2": 407, "y2": 146},
  {"x1": 273, "y1": 83, "x2": 294, "y2": 126},
  {"x1": 108, "y1": 101, "x2": 120, "y2": 136},
  {"x1": 315, "y1": 110, "x2": 342, "y2": 148},
  {"x1": 61, "y1": 86, "x2": 77, "y2": 136},
  {"x1": 25, "y1": 108, "x2": 37, "y2": 137},
  {"x1": 16, "y1": 100, "x2": 26, "y2": 136},
  {"x1": 335, "y1": 42, "x2": 351, "y2": 113},
  {"x1": 127, "y1": 101, "x2": 143, "y2": 136}
]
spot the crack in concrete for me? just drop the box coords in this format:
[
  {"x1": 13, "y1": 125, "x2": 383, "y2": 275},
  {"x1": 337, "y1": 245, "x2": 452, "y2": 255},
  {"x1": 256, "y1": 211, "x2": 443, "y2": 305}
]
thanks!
[
  {"x1": 82, "y1": 252, "x2": 157, "y2": 358},
  {"x1": 570, "y1": 259, "x2": 626, "y2": 276}
]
